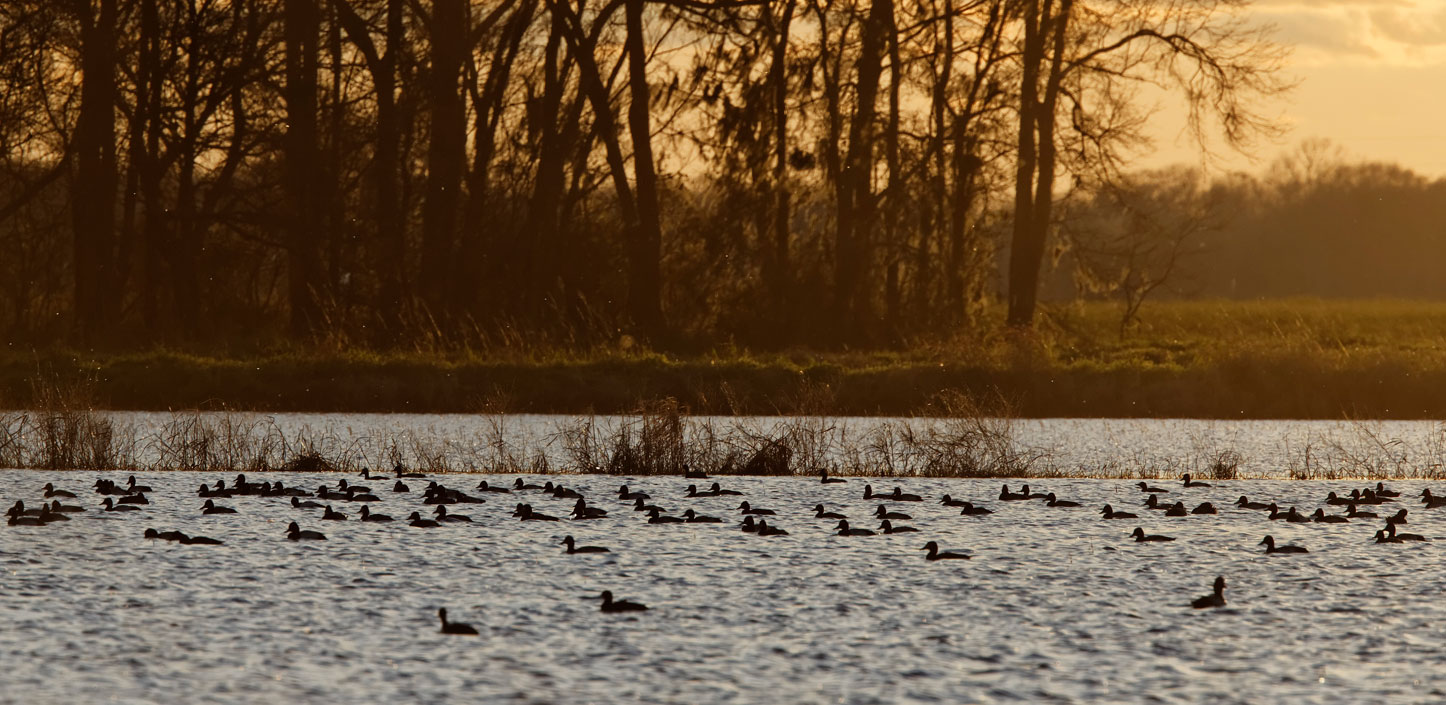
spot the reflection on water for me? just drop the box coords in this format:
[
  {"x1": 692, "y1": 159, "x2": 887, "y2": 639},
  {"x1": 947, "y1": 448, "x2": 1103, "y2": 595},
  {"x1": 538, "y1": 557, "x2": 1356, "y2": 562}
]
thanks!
[{"x1": 4, "y1": 470, "x2": 1446, "y2": 703}]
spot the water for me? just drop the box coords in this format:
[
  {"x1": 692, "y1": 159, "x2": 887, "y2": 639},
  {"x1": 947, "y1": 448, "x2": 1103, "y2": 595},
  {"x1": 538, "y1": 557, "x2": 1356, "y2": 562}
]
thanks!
[{"x1": 5, "y1": 467, "x2": 1446, "y2": 704}]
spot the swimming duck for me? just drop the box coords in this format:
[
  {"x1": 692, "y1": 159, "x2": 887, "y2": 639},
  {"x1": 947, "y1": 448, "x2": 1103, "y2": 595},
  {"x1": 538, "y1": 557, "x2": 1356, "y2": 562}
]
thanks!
[
  {"x1": 1374, "y1": 482, "x2": 1400, "y2": 498},
  {"x1": 127, "y1": 476, "x2": 154, "y2": 493},
  {"x1": 1164, "y1": 502, "x2": 1188, "y2": 517},
  {"x1": 1191, "y1": 502, "x2": 1218, "y2": 515},
  {"x1": 739, "y1": 516, "x2": 759, "y2": 533},
  {"x1": 433, "y1": 505, "x2": 471, "y2": 522},
  {"x1": 359, "y1": 506, "x2": 393, "y2": 522},
  {"x1": 682, "y1": 509, "x2": 723, "y2": 523},
  {"x1": 597, "y1": 590, "x2": 648, "y2": 612},
  {"x1": 1420, "y1": 489, "x2": 1446, "y2": 509},
  {"x1": 1267, "y1": 504, "x2": 1309, "y2": 523},
  {"x1": 475, "y1": 480, "x2": 509, "y2": 493},
  {"x1": 1100, "y1": 504, "x2": 1138, "y2": 519},
  {"x1": 360, "y1": 467, "x2": 389, "y2": 480},
  {"x1": 646, "y1": 508, "x2": 685, "y2": 524},
  {"x1": 393, "y1": 464, "x2": 426, "y2": 479},
  {"x1": 438, "y1": 608, "x2": 479, "y2": 634},
  {"x1": 887, "y1": 487, "x2": 923, "y2": 502},
  {"x1": 835, "y1": 520, "x2": 875, "y2": 536},
  {"x1": 1386, "y1": 524, "x2": 1427, "y2": 542},
  {"x1": 820, "y1": 469, "x2": 846, "y2": 484},
  {"x1": 1019, "y1": 485, "x2": 1049, "y2": 500},
  {"x1": 813, "y1": 504, "x2": 847, "y2": 519},
  {"x1": 684, "y1": 484, "x2": 719, "y2": 498},
  {"x1": 958, "y1": 502, "x2": 993, "y2": 516},
  {"x1": 1259, "y1": 535, "x2": 1307, "y2": 554},
  {"x1": 1045, "y1": 493, "x2": 1080, "y2": 508},
  {"x1": 562, "y1": 535, "x2": 609, "y2": 553},
  {"x1": 632, "y1": 497, "x2": 666, "y2": 513},
  {"x1": 709, "y1": 482, "x2": 742, "y2": 496},
  {"x1": 1144, "y1": 495, "x2": 1170, "y2": 510},
  {"x1": 1130, "y1": 527, "x2": 1174, "y2": 542},
  {"x1": 7, "y1": 514, "x2": 44, "y2": 526},
  {"x1": 1373, "y1": 529, "x2": 1402, "y2": 544},
  {"x1": 1181, "y1": 473, "x2": 1211, "y2": 488},
  {"x1": 102, "y1": 497, "x2": 140, "y2": 512},
  {"x1": 874, "y1": 505, "x2": 912, "y2": 521},
  {"x1": 144, "y1": 528, "x2": 187, "y2": 541},
  {"x1": 181, "y1": 534, "x2": 223, "y2": 545},
  {"x1": 392, "y1": 481, "x2": 410, "y2": 493},
  {"x1": 48, "y1": 500, "x2": 83, "y2": 513},
  {"x1": 939, "y1": 495, "x2": 968, "y2": 507},
  {"x1": 336, "y1": 479, "x2": 370, "y2": 496},
  {"x1": 513, "y1": 478, "x2": 543, "y2": 491},
  {"x1": 1324, "y1": 492, "x2": 1353, "y2": 506},
  {"x1": 118, "y1": 493, "x2": 149, "y2": 505},
  {"x1": 755, "y1": 519, "x2": 789, "y2": 536},
  {"x1": 286, "y1": 522, "x2": 326, "y2": 540},
  {"x1": 202, "y1": 500, "x2": 237, "y2": 515},
  {"x1": 921, "y1": 541, "x2": 971, "y2": 560},
  {"x1": 738, "y1": 501, "x2": 775, "y2": 516},
  {"x1": 1191, "y1": 576, "x2": 1226, "y2": 609},
  {"x1": 1311, "y1": 508, "x2": 1348, "y2": 524},
  {"x1": 1345, "y1": 504, "x2": 1378, "y2": 519},
  {"x1": 879, "y1": 519, "x2": 918, "y2": 534},
  {"x1": 292, "y1": 496, "x2": 323, "y2": 509},
  {"x1": 42, "y1": 483, "x2": 76, "y2": 498},
  {"x1": 321, "y1": 505, "x2": 348, "y2": 521},
  {"x1": 572, "y1": 499, "x2": 607, "y2": 520},
  {"x1": 407, "y1": 511, "x2": 441, "y2": 527},
  {"x1": 1137, "y1": 482, "x2": 1169, "y2": 493},
  {"x1": 516, "y1": 505, "x2": 558, "y2": 522},
  {"x1": 1386, "y1": 508, "x2": 1409, "y2": 525},
  {"x1": 998, "y1": 484, "x2": 1028, "y2": 501},
  {"x1": 1235, "y1": 496, "x2": 1270, "y2": 510},
  {"x1": 618, "y1": 485, "x2": 649, "y2": 501}
]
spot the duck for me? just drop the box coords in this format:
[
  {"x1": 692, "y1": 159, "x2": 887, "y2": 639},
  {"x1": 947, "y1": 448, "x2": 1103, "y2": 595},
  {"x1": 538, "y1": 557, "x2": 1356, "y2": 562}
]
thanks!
[
  {"x1": 572, "y1": 499, "x2": 608, "y2": 520},
  {"x1": 42, "y1": 483, "x2": 76, "y2": 498},
  {"x1": 126, "y1": 476, "x2": 154, "y2": 493},
  {"x1": 392, "y1": 481, "x2": 410, "y2": 493},
  {"x1": 359, "y1": 506, "x2": 393, "y2": 522},
  {"x1": 118, "y1": 493, "x2": 149, "y2": 505},
  {"x1": 407, "y1": 511, "x2": 441, "y2": 528},
  {"x1": 1045, "y1": 493, "x2": 1080, "y2": 508},
  {"x1": 998, "y1": 484, "x2": 1028, "y2": 501},
  {"x1": 739, "y1": 516, "x2": 759, "y2": 533},
  {"x1": 1373, "y1": 529, "x2": 1402, "y2": 544},
  {"x1": 886, "y1": 487, "x2": 924, "y2": 502},
  {"x1": 438, "y1": 608, "x2": 479, "y2": 634},
  {"x1": 879, "y1": 519, "x2": 918, "y2": 534},
  {"x1": 393, "y1": 463, "x2": 426, "y2": 478},
  {"x1": 48, "y1": 500, "x2": 83, "y2": 513},
  {"x1": 475, "y1": 480, "x2": 510, "y2": 494},
  {"x1": 1181, "y1": 473, "x2": 1211, "y2": 488},
  {"x1": 1311, "y1": 508, "x2": 1348, "y2": 524},
  {"x1": 512, "y1": 478, "x2": 543, "y2": 491},
  {"x1": 1130, "y1": 527, "x2": 1174, "y2": 542},
  {"x1": 102, "y1": 497, "x2": 140, "y2": 512},
  {"x1": 1144, "y1": 495, "x2": 1170, "y2": 511},
  {"x1": 1235, "y1": 496, "x2": 1270, "y2": 510},
  {"x1": 321, "y1": 505, "x2": 348, "y2": 521},
  {"x1": 755, "y1": 520, "x2": 790, "y2": 536},
  {"x1": 1100, "y1": 504, "x2": 1137, "y2": 519},
  {"x1": 632, "y1": 497, "x2": 666, "y2": 513},
  {"x1": 646, "y1": 508, "x2": 685, "y2": 524},
  {"x1": 7, "y1": 500, "x2": 42, "y2": 518},
  {"x1": 683, "y1": 464, "x2": 708, "y2": 479},
  {"x1": 1420, "y1": 489, "x2": 1446, "y2": 509},
  {"x1": 561, "y1": 535, "x2": 609, "y2": 553},
  {"x1": 433, "y1": 505, "x2": 471, "y2": 523},
  {"x1": 181, "y1": 534, "x2": 223, "y2": 545},
  {"x1": 939, "y1": 495, "x2": 968, "y2": 507},
  {"x1": 144, "y1": 528, "x2": 187, "y2": 541},
  {"x1": 291, "y1": 496, "x2": 323, "y2": 509},
  {"x1": 813, "y1": 504, "x2": 847, "y2": 520},
  {"x1": 1137, "y1": 481, "x2": 1169, "y2": 493},
  {"x1": 37, "y1": 506, "x2": 69, "y2": 522},
  {"x1": 682, "y1": 509, "x2": 723, "y2": 523},
  {"x1": 874, "y1": 505, "x2": 912, "y2": 521},
  {"x1": 684, "y1": 484, "x2": 719, "y2": 498},
  {"x1": 1164, "y1": 502, "x2": 1188, "y2": 517},
  {"x1": 597, "y1": 590, "x2": 648, "y2": 612},
  {"x1": 1373, "y1": 482, "x2": 1400, "y2": 498},
  {"x1": 1386, "y1": 508, "x2": 1409, "y2": 525},
  {"x1": 1259, "y1": 535, "x2": 1307, "y2": 554},
  {"x1": 1191, "y1": 576, "x2": 1226, "y2": 609},
  {"x1": 1345, "y1": 504, "x2": 1378, "y2": 519},
  {"x1": 921, "y1": 541, "x2": 970, "y2": 561},
  {"x1": 336, "y1": 479, "x2": 370, "y2": 496},
  {"x1": 286, "y1": 522, "x2": 326, "y2": 540},
  {"x1": 820, "y1": 468, "x2": 846, "y2": 484},
  {"x1": 7, "y1": 514, "x2": 44, "y2": 526},
  {"x1": 737, "y1": 501, "x2": 775, "y2": 516},
  {"x1": 516, "y1": 505, "x2": 558, "y2": 521},
  {"x1": 1019, "y1": 485, "x2": 1048, "y2": 500},
  {"x1": 835, "y1": 520, "x2": 875, "y2": 536},
  {"x1": 708, "y1": 482, "x2": 742, "y2": 496},
  {"x1": 617, "y1": 485, "x2": 649, "y2": 501},
  {"x1": 958, "y1": 502, "x2": 993, "y2": 516},
  {"x1": 202, "y1": 500, "x2": 237, "y2": 515},
  {"x1": 360, "y1": 467, "x2": 389, "y2": 481},
  {"x1": 1324, "y1": 492, "x2": 1353, "y2": 506},
  {"x1": 1267, "y1": 504, "x2": 1309, "y2": 523},
  {"x1": 1386, "y1": 524, "x2": 1427, "y2": 542},
  {"x1": 1191, "y1": 502, "x2": 1218, "y2": 515}
]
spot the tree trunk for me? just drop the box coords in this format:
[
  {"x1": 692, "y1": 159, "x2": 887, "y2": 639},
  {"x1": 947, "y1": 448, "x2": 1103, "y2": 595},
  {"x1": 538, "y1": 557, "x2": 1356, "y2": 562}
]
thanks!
[
  {"x1": 72, "y1": 0, "x2": 119, "y2": 345},
  {"x1": 766, "y1": 0, "x2": 794, "y2": 330},
  {"x1": 1006, "y1": 0, "x2": 1045, "y2": 328},
  {"x1": 419, "y1": 0, "x2": 468, "y2": 320},
  {"x1": 285, "y1": 0, "x2": 324, "y2": 338},
  {"x1": 624, "y1": 0, "x2": 664, "y2": 339}
]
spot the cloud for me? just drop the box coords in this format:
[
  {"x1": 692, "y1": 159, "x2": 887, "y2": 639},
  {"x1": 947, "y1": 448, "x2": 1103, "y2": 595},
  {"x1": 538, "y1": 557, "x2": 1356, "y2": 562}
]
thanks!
[
  {"x1": 1255, "y1": 1, "x2": 1446, "y2": 66},
  {"x1": 1369, "y1": 6, "x2": 1446, "y2": 45}
]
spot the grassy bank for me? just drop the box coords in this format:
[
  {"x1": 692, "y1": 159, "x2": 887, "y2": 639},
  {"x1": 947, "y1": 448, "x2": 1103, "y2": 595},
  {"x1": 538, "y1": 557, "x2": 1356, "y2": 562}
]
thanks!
[{"x1": 6, "y1": 299, "x2": 1446, "y2": 418}]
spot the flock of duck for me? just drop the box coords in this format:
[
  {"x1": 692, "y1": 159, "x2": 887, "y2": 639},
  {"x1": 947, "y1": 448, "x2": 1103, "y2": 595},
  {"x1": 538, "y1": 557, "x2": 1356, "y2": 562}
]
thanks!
[{"x1": 6, "y1": 467, "x2": 1438, "y2": 630}]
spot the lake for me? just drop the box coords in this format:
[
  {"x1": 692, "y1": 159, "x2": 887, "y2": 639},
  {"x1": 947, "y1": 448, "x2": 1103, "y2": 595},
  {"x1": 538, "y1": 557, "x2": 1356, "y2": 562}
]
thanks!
[{"x1": 4, "y1": 460, "x2": 1445, "y2": 703}]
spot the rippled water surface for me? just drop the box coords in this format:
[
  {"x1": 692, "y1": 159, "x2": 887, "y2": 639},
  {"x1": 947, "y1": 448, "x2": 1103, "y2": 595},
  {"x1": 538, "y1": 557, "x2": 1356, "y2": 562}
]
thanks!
[{"x1": 5, "y1": 468, "x2": 1446, "y2": 704}]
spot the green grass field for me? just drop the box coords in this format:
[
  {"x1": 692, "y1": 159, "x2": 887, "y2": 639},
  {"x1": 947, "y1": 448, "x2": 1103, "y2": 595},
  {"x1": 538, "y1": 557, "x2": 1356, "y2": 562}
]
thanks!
[{"x1": 7, "y1": 299, "x2": 1446, "y2": 418}]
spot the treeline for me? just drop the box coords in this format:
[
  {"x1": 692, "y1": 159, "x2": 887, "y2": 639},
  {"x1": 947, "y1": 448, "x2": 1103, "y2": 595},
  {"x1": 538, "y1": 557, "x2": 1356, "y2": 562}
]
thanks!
[{"x1": 0, "y1": 0, "x2": 1284, "y2": 350}]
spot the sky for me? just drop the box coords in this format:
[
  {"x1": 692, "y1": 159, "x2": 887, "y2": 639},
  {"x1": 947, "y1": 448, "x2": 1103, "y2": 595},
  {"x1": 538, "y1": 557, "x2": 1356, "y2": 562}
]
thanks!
[{"x1": 1141, "y1": 0, "x2": 1446, "y2": 178}]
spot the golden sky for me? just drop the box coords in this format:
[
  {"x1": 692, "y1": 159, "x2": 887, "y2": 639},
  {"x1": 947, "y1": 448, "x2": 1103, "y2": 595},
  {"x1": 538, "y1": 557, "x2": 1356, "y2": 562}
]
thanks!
[{"x1": 1142, "y1": 0, "x2": 1446, "y2": 177}]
